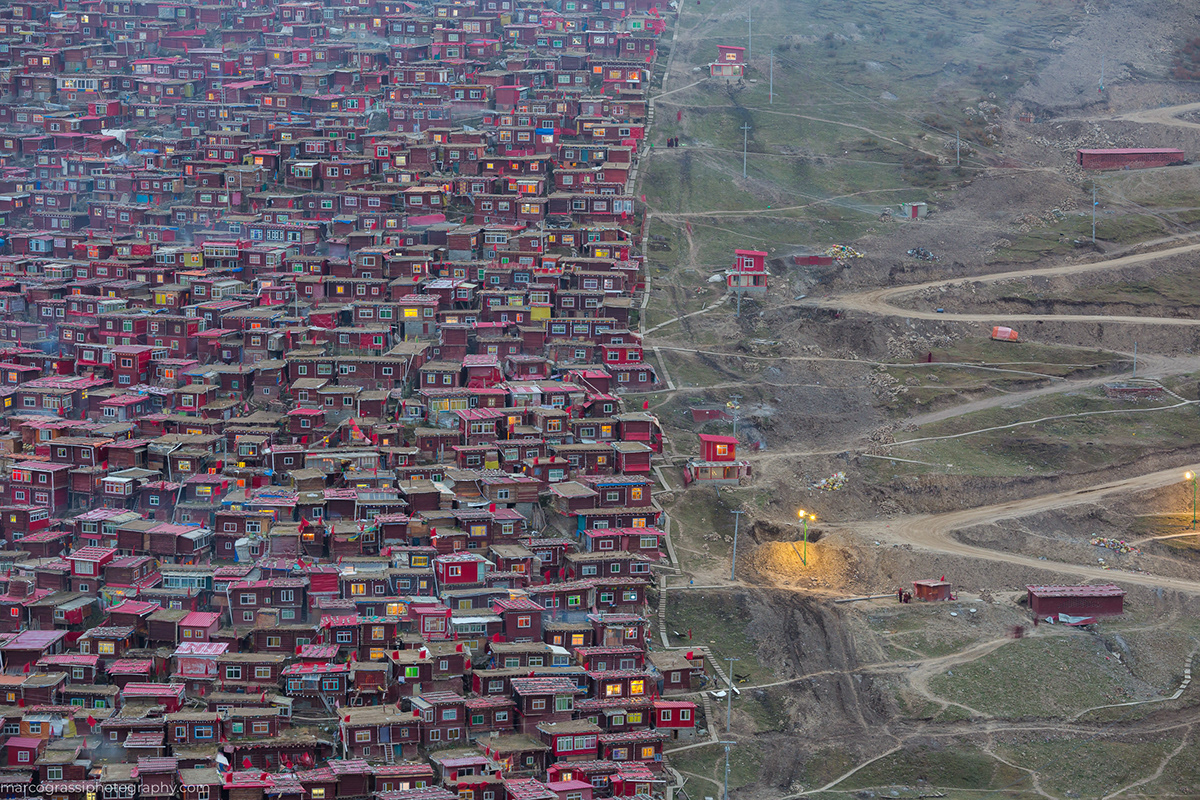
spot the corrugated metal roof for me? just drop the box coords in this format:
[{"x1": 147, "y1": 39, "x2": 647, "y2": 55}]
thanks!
[{"x1": 1027, "y1": 584, "x2": 1125, "y2": 597}]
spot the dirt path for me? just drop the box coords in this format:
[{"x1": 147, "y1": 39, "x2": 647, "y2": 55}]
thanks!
[
  {"x1": 1072, "y1": 650, "x2": 1197, "y2": 721},
  {"x1": 644, "y1": 293, "x2": 731, "y2": 334},
  {"x1": 889, "y1": 397, "x2": 1197, "y2": 448},
  {"x1": 981, "y1": 738, "x2": 1057, "y2": 800},
  {"x1": 804, "y1": 241, "x2": 1200, "y2": 325},
  {"x1": 1102, "y1": 725, "x2": 1192, "y2": 799},
  {"x1": 902, "y1": 636, "x2": 1017, "y2": 720},
  {"x1": 902, "y1": 372, "x2": 1110, "y2": 428},
  {"x1": 841, "y1": 464, "x2": 1200, "y2": 594},
  {"x1": 1114, "y1": 102, "x2": 1200, "y2": 130}
]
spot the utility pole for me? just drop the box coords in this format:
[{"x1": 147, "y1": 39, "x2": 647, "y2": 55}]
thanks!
[
  {"x1": 1092, "y1": 182, "x2": 1097, "y2": 243},
  {"x1": 955, "y1": 130, "x2": 960, "y2": 167},
  {"x1": 730, "y1": 509, "x2": 745, "y2": 581},
  {"x1": 722, "y1": 742, "x2": 737, "y2": 800},
  {"x1": 747, "y1": 8, "x2": 751, "y2": 62},
  {"x1": 1133, "y1": 341, "x2": 1137, "y2": 379},
  {"x1": 724, "y1": 657, "x2": 740, "y2": 731},
  {"x1": 727, "y1": 395, "x2": 741, "y2": 436},
  {"x1": 740, "y1": 123, "x2": 751, "y2": 178},
  {"x1": 769, "y1": 51, "x2": 773, "y2": 104}
]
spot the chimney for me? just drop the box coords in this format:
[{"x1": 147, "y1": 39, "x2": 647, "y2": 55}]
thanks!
[{"x1": 9, "y1": 578, "x2": 31, "y2": 599}]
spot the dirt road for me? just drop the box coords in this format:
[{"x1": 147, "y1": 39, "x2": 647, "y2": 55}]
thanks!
[
  {"x1": 803, "y1": 241, "x2": 1200, "y2": 325},
  {"x1": 844, "y1": 464, "x2": 1200, "y2": 594},
  {"x1": 1114, "y1": 102, "x2": 1200, "y2": 130}
]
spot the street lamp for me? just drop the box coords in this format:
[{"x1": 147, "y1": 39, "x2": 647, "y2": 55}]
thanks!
[
  {"x1": 1187, "y1": 472, "x2": 1196, "y2": 530},
  {"x1": 797, "y1": 510, "x2": 815, "y2": 565}
]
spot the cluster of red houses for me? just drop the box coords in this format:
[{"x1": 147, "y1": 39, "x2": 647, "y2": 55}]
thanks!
[{"x1": 0, "y1": 0, "x2": 718, "y2": 797}]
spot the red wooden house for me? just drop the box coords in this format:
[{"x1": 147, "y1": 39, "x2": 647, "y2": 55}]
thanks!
[{"x1": 684, "y1": 434, "x2": 752, "y2": 485}]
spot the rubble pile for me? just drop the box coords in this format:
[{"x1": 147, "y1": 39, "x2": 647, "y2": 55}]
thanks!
[
  {"x1": 870, "y1": 367, "x2": 908, "y2": 400},
  {"x1": 867, "y1": 425, "x2": 897, "y2": 445}
]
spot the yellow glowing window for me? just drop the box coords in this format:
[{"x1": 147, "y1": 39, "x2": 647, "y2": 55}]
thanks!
[
  {"x1": 604, "y1": 684, "x2": 622, "y2": 697},
  {"x1": 336, "y1": 286, "x2": 344, "y2": 294},
  {"x1": 350, "y1": 583, "x2": 366, "y2": 596},
  {"x1": 371, "y1": 626, "x2": 385, "y2": 640},
  {"x1": 631, "y1": 488, "x2": 642, "y2": 501},
  {"x1": 641, "y1": 746, "x2": 655, "y2": 759},
  {"x1": 97, "y1": 641, "x2": 115, "y2": 655},
  {"x1": 369, "y1": 647, "x2": 385, "y2": 660},
  {"x1": 404, "y1": 308, "x2": 419, "y2": 318},
  {"x1": 571, "y1": 633, "x2": 584, "y2": 646}
]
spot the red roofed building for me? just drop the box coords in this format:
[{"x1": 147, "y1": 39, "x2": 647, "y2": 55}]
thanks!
[{"x1": 1027, "y1": 584, "x2": 1125, "y2": 619}]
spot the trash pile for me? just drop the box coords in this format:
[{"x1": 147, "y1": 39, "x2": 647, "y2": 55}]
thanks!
[
  {"x1": 825, "y1": 244, "x2": 864, "y2": 264},
  {"x1": 907, "y1": 247, "x2": 937, "y2": 261},
  {"x1": 1090, "y1": 537, "x2": 1140, "y2": 555},
  {"x1": 811, "y1": 471, "x2": 847, "y2": 491}
]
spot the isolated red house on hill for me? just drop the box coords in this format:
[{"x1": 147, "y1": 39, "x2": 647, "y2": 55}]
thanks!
[
  {"x1": 684, "y1": 434, "x2": 751, "y2": 485},
  {"x1": 711, "y1": 45, "x2": 745, "y2": 78},
  {"x1": 726, "y1": 249, "x2": 768, "y2": 295}
]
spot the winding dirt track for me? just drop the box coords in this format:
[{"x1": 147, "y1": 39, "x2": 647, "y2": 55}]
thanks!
[
  {"x1": 791, "y1": 238, "x2": 1200, "y2": 590},
  {"x1": 804, "y1": 241, "x2": 1200, "y2": 325},
  {"x1": 842, "y1": 464, "x2": 1200, "y2": 594},
  {"x1": 1114, "y1": 102, "x2": 1200, "y2": 130}
]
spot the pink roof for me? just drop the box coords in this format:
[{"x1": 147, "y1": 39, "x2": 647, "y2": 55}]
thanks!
[
  {"x1": 68, "y1": 546, "x2": 117, "y2": 561},
  {"x1": 5, "y1": 738, "x2": 41, "y2": 749},
  {"x1": 1026, "y1": 584, "x2": 1125, "y2": 597},
  {"x1": 180, "y1": 611, "x2": 220, "y2": 628},
  {"x1": 697, "y1": 434, "x2": 737, "y2": 445},
  {"x1": 173, "y1": 642, "x2": 228, "y2": 657},
  {"x1": 109, "y1": 600, "x2": 160, "y2": 616}
]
